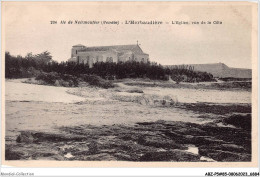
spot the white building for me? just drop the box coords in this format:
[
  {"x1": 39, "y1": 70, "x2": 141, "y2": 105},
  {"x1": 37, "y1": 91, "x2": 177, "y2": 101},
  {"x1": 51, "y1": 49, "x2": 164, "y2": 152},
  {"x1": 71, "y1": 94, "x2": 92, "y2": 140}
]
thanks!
[{"x1": 68, "y1": 44, "x2": 149, "y2": 67}]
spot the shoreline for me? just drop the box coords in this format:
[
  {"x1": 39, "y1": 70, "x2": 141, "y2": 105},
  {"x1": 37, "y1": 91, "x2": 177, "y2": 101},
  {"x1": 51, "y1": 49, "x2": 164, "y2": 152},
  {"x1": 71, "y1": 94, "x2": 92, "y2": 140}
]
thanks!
[{"x1": 4, "y1": 78, "x2": 252, "y2": 162}]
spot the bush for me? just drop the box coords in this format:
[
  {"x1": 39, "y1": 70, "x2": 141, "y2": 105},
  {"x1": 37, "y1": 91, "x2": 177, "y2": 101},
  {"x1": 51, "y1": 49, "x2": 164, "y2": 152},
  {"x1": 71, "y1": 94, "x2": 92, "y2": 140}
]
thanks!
[
  {"x1": 34, "y1": 72, "x2": 114, "y2": 88},
  {"x1": 169, "y1": 65, "x2": 215, "y2": 83},
  {"x1": 35, "y1": 72, "x2": 79, "y2": 87},
  {"x1": 80, "y1": 74, "x2": 114, "y2": 89},
  {"x1": 171, "y1": 74, "x2": 184, "y2": 84},
  {"x1": 36, "y1": 72, "x2": 60, "y2": 85},
  {"x1": 5, "y1": 51, "x2": 216, "y2": 83}
]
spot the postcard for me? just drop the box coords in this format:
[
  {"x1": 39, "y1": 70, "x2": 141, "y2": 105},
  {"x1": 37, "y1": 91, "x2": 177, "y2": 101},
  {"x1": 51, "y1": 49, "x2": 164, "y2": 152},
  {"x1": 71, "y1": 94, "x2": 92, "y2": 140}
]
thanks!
[{"x1": 1, "y1": 1, "x2": 258, "y2": 168}]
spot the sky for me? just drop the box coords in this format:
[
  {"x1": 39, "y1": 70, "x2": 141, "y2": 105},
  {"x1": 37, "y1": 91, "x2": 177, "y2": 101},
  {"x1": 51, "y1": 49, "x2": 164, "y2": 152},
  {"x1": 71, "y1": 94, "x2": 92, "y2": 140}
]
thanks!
[{"x1": 3, "y1": 2, "x2": 256, "y2": 69}]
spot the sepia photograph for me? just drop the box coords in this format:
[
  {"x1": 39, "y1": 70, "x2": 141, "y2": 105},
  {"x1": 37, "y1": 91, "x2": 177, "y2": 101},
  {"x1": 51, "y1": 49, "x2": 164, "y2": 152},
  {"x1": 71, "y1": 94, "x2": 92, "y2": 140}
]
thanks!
[{"x1": 1, "y1": 1, "x2": 258, "y2": 170}]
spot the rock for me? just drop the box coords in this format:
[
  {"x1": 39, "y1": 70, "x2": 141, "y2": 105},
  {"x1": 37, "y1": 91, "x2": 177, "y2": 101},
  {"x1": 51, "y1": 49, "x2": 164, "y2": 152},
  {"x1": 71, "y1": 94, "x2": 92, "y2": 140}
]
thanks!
[
  {"x1": 175, "y1": 127, "x2": 206, "y2": 136},
  {"x1": 222, "y1": 114, "x2": 251, "y2": 130},
  {"x1": 118, "y1": 134, "x2": 140, "y2": 141},
  {"x1": 137, "y1": 136, "x2": 184, "y2": 149},
  {"x1": 220, "y1": 144, "x2": 245, "y2": 153},
  {"x1": 73, "y1": 150, "x2": 91, "y2": 156},
  {"x1": 9, "y1": 120, "x2": 251, "y2": 162},
  {"x1": 32, "y1": 154, "x2": 64, "y2": 160},
  {"x1": 5, "y1": 148, "x2": 29, "y2": 160},
  {"x1": 81, "y1": 153, "x2": 117, "y2": 161},
  {"x1": 32, "y1": 132, "x2": 87, "y2": 142},
  {"x1": 31, "y1": 152, "x2": 61, "y2": 160},
  {"x1": 88, "y1": 141, "x2": 99, "y2": 154},
  {"x1": 199, "y1": 149, "x2": 251, "y2": 162},
  {"x1": 16, "y1": 131, "x2": 89, "y2": 143},
  {"x1": 139, "y1": 150, "x2": 200, "y2": 161},
  {"x1": 113, "y1": 153, "x2": 134, "y2": 161},
  {"x1": 202, "y1": 122, "x2": 218, "y2": 128},
  {"x1": 193, "y1": 136, "x2": 225, "y2": 145},
  {"x1": 16, "y1": 131, "x2": 34, "y2": 143},
  {"x1": 163, "y1": 130, "x2": 184, "y2": 140},
  {"x1": 181, "y1": 135, "x2": 195, "y2": 144},
  {"x1": 199, "y1": 144, "x2": 245, "y2": 154}
]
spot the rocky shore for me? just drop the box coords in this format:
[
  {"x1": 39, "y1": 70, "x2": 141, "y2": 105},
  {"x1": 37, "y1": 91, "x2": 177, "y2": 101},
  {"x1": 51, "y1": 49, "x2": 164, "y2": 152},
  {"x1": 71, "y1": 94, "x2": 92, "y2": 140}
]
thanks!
[
  {"x1": 6, "y1": 118, "x2": 251, "y2": 162},
  {"x1": 5, "y1": 79, "x2": 252, "y2": 162}
]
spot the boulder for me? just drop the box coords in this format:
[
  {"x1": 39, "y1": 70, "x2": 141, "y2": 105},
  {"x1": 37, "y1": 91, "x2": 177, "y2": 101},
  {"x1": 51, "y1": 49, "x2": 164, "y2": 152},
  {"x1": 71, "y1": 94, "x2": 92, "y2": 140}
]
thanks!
[
  {"x1": 5, "y1": 148, "x2": 29, "y2": 160},
  {"x1": 81, "y1": 153, "x2": 117, "y2": 161},
  {"x1": 88, "y1": 141, "x2": 99, "y2": 154},
  {"x1": 137, "y1": 136, "x2": 184, "y2": 149},
  {"x1": 16, "y1": 131, "x2": 34, "y2": 143},
  {"x1": 208, "y1": 150, "x2": 250, "y2": 162},
  {"x1": 220, "y1": 144, "x2": 245, "y2": 153},
  {"x1": 175, "y1": 127, "x2": 206, "y2": 136},
  {"x1": 222, "y1": 114, "x2": 251, "y2": 130},
  {"x1": 199, "y1": 144, "x2": 245, "y2": 154},
  {"x1": 140, "y1": 150, "x2": 200, "y2": 161}
]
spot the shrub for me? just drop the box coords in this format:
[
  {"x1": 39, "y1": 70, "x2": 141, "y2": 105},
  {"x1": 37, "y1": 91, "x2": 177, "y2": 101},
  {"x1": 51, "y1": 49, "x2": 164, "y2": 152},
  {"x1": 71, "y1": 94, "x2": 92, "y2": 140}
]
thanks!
[
  {"x1": 35, "y1": 72, "x2": 60, "y2": 85},
  {"x1": 35, "y1": 72, "x2": 79, "y2": 87},
  {"x1": 80, "y1": 74, "x2": 114, "y2": 89},
  {"x1": 5, "y1": 51, "x2": 216, "y2": 83},
  {"x1": 171, "y1": 74, "x2": 184, "y2": 84}
]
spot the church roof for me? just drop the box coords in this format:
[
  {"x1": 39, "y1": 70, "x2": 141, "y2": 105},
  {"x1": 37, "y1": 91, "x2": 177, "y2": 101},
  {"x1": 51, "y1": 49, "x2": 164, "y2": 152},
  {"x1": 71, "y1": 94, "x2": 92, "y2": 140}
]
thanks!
[
  {"x1": 73, "y1": 44, "x2": 85, "y2": 47},
  {"x1": 82, "y1": 44, "x2": 139, "y2": 52}
]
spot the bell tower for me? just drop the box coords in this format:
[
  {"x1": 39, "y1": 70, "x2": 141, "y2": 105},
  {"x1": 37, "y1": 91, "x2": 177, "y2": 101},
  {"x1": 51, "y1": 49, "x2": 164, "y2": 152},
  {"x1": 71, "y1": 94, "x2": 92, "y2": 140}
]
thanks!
[{"x1": 71, "y1": 44, "x2": 86, "y2": 57}]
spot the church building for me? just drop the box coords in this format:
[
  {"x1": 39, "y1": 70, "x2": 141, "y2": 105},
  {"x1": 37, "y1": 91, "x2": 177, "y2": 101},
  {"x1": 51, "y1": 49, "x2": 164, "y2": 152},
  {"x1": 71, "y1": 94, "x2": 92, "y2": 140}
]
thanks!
[{"x1": 68, "y1": 43, "x2": 149, "y2": 67}]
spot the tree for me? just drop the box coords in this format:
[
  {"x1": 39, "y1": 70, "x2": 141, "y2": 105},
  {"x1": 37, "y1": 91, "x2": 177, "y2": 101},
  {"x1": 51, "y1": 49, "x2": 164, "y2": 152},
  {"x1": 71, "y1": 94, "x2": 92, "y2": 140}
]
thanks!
[{"x1": 34, "y1": 51, "x2": 53, "y2": 66}]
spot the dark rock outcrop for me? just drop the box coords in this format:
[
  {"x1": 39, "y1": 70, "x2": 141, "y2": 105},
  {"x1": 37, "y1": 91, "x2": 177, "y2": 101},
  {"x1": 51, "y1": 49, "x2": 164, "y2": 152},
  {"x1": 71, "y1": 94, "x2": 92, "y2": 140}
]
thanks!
[
  {"x1": 9, "y1": 119, "x2": 251, "y2": 162},
  {"x1": 140, "y1": 150, "x2": 200, "y2": 161},
  {"x1": 16, "y1": 131, "x2": 34, "y2": 143}
]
